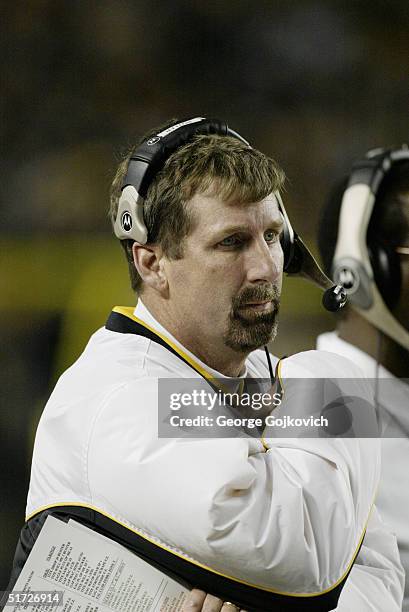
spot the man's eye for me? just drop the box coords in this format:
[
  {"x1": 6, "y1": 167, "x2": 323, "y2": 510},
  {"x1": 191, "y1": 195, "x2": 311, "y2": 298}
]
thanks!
[
  {"x1": 219, "y1": 236, "x2": 241, "y2": 247},
  {"x1": 264, "y1": 230, "x2": 278, "y2": 243}
]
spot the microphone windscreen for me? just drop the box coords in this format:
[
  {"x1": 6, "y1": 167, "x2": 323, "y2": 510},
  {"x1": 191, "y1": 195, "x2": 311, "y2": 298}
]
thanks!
[{"x1": 322, "y1": 286, "x2": 347, "y2": 312}]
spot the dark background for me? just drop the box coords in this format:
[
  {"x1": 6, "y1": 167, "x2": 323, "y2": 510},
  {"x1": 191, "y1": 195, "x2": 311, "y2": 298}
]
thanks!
[{"x1": 1, "y1": 0, "x2": 408, "y2": 588}]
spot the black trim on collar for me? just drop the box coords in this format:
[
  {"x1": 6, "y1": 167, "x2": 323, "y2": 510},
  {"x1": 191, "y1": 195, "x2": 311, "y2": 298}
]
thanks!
[{"x1": 106, "y1": 310, "x2": 206, "y2": 379}]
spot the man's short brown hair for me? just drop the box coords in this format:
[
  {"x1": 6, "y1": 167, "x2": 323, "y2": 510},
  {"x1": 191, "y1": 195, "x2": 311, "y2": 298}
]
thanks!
[{"x1": 109, "y1": 124, "x2": 285, "y2": 293}]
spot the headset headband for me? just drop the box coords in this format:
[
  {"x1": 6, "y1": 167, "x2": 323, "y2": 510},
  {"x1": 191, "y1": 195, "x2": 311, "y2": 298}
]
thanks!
[
  {"x1": 332, "y1": 145, "x2": 409, "y2": 348},
  {"x1": 122, "y1": 117, "x2": 250, "y2": 198},
  {"x1": 114, "y1": 117, "x2": 250, "y2": 244}
]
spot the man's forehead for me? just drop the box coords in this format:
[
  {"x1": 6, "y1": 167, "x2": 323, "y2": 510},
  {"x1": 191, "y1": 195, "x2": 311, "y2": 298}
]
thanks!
[{"x1": 191, "y1": 192, "x2": 282, "y2": 232}]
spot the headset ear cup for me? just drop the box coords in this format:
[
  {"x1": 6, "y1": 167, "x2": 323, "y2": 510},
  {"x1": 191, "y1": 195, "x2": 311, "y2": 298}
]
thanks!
[{"x1": 369, "y1": 241, "x2": 401, "y2": 309}]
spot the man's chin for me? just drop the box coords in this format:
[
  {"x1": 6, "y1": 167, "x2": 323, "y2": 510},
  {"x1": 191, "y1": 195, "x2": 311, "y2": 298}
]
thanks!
[{"x1": 223, "y1": 312, "x2": 279, "y2": 353}]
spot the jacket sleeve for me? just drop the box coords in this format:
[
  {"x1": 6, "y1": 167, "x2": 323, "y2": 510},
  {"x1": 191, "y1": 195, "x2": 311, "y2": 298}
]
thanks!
[
  {"x1": 335, "y1": 505, "x2": 404, "y2": 611},
  {"x1": 87, "y1": 357, "x2": 381, "y2": 596}
]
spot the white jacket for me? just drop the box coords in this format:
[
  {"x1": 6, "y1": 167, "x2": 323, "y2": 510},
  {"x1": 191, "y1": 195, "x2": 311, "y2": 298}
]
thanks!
[{"x1": 25, "y1": 303, "x2": 401, "y2": 610}]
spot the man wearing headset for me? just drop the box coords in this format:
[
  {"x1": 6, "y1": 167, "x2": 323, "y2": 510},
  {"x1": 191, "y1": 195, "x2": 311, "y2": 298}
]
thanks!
[
  {"x1": 9, "y1": 120, "x2": 403, "y2": 611},
  {"x1": 317, "y1": 148, "x2": 409, "y2": 610}
]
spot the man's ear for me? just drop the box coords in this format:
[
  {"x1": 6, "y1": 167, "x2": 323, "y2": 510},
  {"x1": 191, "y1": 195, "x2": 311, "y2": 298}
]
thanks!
[{"x1": 132, "y1": 243, "x2": 168, "y2": 293}]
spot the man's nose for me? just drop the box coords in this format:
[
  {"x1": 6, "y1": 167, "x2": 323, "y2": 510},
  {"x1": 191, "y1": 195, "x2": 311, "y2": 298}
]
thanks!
[{"x1": 245, "y1": 239, "x2": 283, "y2": 284}]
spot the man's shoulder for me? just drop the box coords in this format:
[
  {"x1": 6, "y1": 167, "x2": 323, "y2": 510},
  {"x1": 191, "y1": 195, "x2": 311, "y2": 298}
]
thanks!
[
  {"x1": 48, "y1": 324, "x2": 203, "y2": 415},
  {"x1": 57, "y1": 326, "x2": 150, "y2": 388},
  {"x1": 58, "y1": 323, "x2": 194, "y2": 386}
]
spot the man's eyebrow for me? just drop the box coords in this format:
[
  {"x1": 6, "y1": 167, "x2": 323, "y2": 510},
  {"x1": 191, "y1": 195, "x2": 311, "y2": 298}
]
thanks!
[{"x1": 212, "y1": 219, "x2": 284, "y2": 237}]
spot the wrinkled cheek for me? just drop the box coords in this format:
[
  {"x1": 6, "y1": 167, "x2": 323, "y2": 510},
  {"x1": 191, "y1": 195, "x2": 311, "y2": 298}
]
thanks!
[{"x1": 189, "y1": 259, "x2": 240, "y2": 324}]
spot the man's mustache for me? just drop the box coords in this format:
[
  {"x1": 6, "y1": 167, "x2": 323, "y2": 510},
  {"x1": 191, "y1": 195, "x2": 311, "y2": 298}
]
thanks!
[{"x1": 232, "y1": 285, "x2": 281, "y2": 313}]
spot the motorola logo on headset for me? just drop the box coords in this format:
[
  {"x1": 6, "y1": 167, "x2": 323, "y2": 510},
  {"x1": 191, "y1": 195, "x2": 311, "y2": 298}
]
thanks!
[{"x1": 121, "y1": 211, "x2": 133, "y2": 232}]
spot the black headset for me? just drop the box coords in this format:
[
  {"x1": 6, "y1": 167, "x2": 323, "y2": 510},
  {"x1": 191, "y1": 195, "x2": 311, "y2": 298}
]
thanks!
[
  {"x1": 331, "y1": 146, "x2": 409, "y2": 311},
  {"x1": 114, "y1": 116, "x2": 346, "y2": 312}
]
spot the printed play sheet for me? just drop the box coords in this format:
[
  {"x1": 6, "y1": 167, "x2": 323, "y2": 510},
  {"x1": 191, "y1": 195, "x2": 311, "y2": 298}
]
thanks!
[{"x1": 7, "y1": 516, "x2": 188, "y2": 612}]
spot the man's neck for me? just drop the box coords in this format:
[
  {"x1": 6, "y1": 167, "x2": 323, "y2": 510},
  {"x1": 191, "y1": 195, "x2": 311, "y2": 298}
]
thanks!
[
  {"x1": 338, "y1": 309, "x2": 409, "y2": 378},
  {"x1": 138, "y1": 295, "x2": 247, "y2": 377}
]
